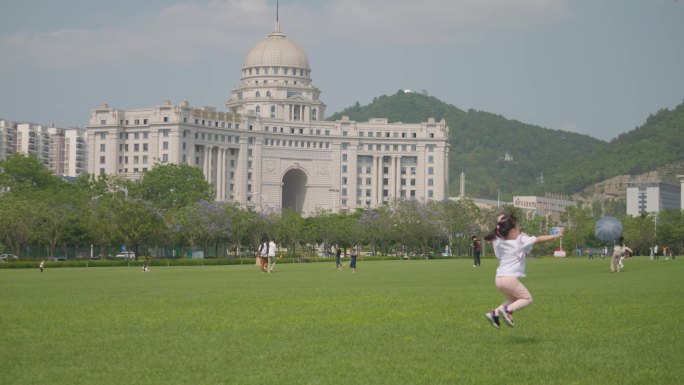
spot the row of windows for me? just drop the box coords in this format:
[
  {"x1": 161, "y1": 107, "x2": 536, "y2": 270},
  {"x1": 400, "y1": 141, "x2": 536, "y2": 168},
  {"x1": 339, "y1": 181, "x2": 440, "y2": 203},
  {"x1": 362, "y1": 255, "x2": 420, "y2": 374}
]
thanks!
[
  {"x1": 244, "y1": 66, "x2": 310, "y2": 77},
  {"x1": 265, "y1": 126, "x2": 331, "y2": 135},
  {"x1": 264, "y1": 138, "x2": 330, "y2": 149},
  {"x1": 99, "y1": 117, "x2": 243, "y2": 131}
]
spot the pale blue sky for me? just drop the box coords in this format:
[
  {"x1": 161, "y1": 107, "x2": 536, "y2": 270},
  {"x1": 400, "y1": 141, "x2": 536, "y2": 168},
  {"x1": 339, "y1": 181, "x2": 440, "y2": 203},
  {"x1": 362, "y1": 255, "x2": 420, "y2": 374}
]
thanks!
[{"x1": 1, "y1": 0, "x2": 682, "y2": 141}]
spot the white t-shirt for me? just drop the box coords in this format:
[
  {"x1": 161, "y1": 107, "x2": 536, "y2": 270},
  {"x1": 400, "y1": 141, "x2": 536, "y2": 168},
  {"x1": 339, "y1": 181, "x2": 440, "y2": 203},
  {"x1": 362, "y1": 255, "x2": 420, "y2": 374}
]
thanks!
[
  {"x1": 493, "y1": 233, "x2": 537, "y2": 277},
  {"x1": 268, "y1": 241, "x2": 276, "y2": 257}
]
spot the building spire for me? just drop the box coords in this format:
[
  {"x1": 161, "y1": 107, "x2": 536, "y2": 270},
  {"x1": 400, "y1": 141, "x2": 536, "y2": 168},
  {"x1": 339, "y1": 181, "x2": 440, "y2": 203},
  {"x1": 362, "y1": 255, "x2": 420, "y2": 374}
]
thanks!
[{"x1": 271, "y1": 0, "x2": 284, "y2": 36}]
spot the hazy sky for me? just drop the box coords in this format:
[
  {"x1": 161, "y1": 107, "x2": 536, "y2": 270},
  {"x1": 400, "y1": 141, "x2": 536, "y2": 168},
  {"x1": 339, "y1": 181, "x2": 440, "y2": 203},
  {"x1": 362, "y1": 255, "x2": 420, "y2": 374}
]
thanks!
[{"x1": 1, "y1": 0, "x2": 682, "y2": 141}]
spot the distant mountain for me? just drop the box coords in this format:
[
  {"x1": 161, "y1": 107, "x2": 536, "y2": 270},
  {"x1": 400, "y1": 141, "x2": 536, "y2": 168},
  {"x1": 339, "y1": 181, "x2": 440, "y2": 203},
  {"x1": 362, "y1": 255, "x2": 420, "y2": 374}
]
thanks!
[
  {"x1": 545, "y1": 102, "x2": 684, "y2": 194},
  {"x1": 328, "y1": 90, "x2": 609, "y2": 199}
]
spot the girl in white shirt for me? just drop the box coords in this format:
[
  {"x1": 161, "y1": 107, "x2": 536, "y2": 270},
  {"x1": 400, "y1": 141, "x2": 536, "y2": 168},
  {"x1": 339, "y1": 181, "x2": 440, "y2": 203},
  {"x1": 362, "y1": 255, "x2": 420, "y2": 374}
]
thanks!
[{"x1": 484, "y1": 214, "x2": 564, "y2": 329}]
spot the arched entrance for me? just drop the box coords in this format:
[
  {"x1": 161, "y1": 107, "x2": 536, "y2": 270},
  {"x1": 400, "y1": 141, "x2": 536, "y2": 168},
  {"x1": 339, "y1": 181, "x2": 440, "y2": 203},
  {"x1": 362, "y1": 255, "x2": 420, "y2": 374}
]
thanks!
[{"x1": 282, "y1": 168, "x2": 308, "y2": 214}]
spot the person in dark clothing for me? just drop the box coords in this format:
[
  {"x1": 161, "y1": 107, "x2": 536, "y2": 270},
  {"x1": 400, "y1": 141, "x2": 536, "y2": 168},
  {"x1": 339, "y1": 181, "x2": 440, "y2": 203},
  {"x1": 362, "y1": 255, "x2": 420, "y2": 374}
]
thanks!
[{"x1": 472, "y1": 235, "x2": 481, "y2": 267}]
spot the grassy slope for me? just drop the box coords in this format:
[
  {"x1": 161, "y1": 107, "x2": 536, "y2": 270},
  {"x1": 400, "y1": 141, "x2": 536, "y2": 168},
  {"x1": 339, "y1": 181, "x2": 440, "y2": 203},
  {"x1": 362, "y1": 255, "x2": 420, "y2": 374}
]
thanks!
[{"x1": 1, "y1": 258, "x2": 681, "y2": 385}]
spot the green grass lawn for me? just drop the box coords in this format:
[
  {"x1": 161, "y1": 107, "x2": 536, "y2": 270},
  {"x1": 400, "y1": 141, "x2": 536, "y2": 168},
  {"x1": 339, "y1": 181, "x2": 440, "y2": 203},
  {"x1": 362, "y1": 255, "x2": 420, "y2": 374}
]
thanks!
[{"x1": 1, "y1": 257, "x2": 682, "y2": 385}]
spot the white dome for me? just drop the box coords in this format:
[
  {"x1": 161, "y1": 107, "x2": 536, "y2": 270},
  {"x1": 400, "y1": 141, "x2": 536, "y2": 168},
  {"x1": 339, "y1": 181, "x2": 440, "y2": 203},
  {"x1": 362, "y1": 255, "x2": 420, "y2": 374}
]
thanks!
[{"x1": 243, "y1": 23, "x2": 310, "y2": 70}]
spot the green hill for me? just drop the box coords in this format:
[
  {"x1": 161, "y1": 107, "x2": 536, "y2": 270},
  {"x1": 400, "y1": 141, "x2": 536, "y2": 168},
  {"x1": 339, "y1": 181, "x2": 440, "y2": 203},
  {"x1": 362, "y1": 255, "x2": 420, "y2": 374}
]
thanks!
[
  {"x1": 329, "y1": 91, "x2": 684, "y2": 199},
  {"x1": 544, "y1": 103, "x2": 684, "y2": 192},
  {"x1": 328, "y1": 90, "x2": 609, "y2": 199}
]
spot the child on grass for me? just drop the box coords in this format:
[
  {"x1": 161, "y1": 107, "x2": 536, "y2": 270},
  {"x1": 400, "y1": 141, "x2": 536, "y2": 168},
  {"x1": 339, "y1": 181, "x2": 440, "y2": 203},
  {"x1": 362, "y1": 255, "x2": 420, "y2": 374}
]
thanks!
[
  {"x1": 484, "y1": 214, "x2": 565, "y2": 329},
  {"x1": 615, "y1": 236, "x2": 633, "y2": 273}
]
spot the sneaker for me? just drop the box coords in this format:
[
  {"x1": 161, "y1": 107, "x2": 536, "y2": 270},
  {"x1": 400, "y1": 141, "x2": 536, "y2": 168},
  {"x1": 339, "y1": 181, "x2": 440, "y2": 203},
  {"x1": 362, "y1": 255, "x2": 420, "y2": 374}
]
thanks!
[
  {"x1": 485, "y1": 311, "x2": 500, "y2": 329},
  {"x1": 497, "y1": 307, "x2": 515, "y2": 327}
]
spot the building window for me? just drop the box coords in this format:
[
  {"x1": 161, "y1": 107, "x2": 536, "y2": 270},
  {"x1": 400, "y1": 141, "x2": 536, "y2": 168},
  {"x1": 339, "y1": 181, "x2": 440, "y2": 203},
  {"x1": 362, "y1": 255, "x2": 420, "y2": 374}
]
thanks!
[
  {"x1": 162, "y1": 154, "x2": 168, "y2": 162},
  {"x1": 428, "y1": 167, "x2": 434, "y2": 175},
  {"x1": 428, "y1": 190, "x2": 434, "y2": 198},
  {"x1": 100, "y1": 119, "x2": 106, "y2": 125},
  {"x1": 428, "y1": 156, "x2": 434, "y2": 163},
  {"x1": 163, "y1": 117, "x2": 169, "y2": 122},
  {"x1": 428, "y1": 179, "x2": 434, "y2": 186},
  {"x1": 342, "y1": 154, "x2": 348, "y2": 161},
  {"x1": 134, "y1": 143, "x2": 139, "y2": 151},
  {"x1": 100, "y1": 132, "x2": 106, "y2": 139},
  {"x1": 100, "y1": 144, "x2": 106, "y2": 151},
  {"x1": 342, "y1": 177, "x2": 347, "y2": 185},
  {"x1": 163, "y1": 142, "x2": 169, "y2": 150},
  {"x1": 342, "y1": 165, "x2": 347, "y2": 173},
  {"x1": 99, "y1": 156, "x2": 105, "y2": 164},
  {"x1": 143, "y1": 143, "x2": 149, "y2": 151}
]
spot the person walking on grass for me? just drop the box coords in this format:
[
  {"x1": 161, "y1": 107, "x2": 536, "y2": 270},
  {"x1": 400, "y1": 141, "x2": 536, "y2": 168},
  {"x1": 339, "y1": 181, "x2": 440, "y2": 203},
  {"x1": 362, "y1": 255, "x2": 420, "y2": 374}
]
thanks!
[
  {"x1": 484, "y1": 214, "x2": 564, "y2": 329},
  {"x1": 349, "y1": 245, "x2": 358, "y2": 273},
  {"x1": 258, "y1": 240, "x2": 269, "y2": 273},
  {"x1": 612, "y1": 236, "x2": 633, "y2": 273},
  {"x1": 472, "y1": 235, "x2": 481, "y2": 267},
  {"x1": 39, "y1": 259, "x2": 45, "y2": 273},
  {"x1": 335, "y1": 245, "x2": 344, "y2": 271},
  {"x1": 267, "y1": 239, "x2": 277, "y2": 273}
]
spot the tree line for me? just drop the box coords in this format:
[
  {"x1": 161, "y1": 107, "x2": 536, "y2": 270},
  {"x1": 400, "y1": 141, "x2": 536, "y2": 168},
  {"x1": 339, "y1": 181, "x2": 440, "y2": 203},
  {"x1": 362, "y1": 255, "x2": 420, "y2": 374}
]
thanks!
[{"x1": 1, "y1": 154, "x2": 681, "y2": 260}]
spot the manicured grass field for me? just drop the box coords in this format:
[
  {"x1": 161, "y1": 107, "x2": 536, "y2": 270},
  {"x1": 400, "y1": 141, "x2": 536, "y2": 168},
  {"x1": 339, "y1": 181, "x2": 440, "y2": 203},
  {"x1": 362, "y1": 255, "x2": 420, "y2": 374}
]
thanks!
[{"x1": 1, "y1": 257, "x2": 682, "y2": 385}]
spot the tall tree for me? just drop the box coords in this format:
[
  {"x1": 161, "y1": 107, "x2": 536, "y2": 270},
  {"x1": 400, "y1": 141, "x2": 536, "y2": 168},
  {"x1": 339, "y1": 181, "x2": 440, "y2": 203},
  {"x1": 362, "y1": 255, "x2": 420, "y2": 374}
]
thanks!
[
  {"x1": 0, "y1": 153, "x2": 60, "y2": 192},
  {"x1": 138, "y1": 163, "x2": 212, "y2": 210}
]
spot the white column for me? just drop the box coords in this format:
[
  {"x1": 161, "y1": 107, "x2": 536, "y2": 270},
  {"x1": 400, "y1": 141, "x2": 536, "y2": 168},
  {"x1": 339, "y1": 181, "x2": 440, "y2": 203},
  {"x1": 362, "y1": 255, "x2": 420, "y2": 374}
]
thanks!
[
  {"x1": 203, "y1": 145, "x2": 210, "y2": 183},
  {"x1": 393, "y1": 156, "x2": 400, "y2": 198},
  {"x1": 375, "y1": 155, "x2": 383, "y2": 206},
  {"x1": 234, "y1": 137, "x2": 249, "y2": 207},
  {"x1": 216, "y1": 148, "x2": 224, "y2": 201}
]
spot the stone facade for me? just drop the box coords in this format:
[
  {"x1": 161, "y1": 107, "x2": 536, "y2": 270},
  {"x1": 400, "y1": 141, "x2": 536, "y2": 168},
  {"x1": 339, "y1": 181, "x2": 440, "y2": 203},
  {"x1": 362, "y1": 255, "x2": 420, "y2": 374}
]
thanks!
[{"x1": 85, "y1": 20, "x2": 449, "y2": 215}]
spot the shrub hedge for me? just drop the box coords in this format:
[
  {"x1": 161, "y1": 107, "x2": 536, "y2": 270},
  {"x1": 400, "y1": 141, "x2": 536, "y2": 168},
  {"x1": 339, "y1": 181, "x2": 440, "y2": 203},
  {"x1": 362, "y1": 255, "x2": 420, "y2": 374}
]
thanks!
[{"x1": 0, "y1": 255, "x2": 482, "y2": 269}]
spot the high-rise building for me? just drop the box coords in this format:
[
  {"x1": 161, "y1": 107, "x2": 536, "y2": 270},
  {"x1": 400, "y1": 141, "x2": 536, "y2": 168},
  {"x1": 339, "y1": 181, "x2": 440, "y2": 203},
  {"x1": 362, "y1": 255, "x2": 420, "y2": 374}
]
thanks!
[
  {"x1": 0, "y1": 119, "x2": 18, "y2": 160},
  {"x1": 1, "y1": 119, "x2": 86, "y2": 177},
  {"x1": 85, "y1": 18, "x2": 449, "y2": 215},
  {"x1": 626, "y1": 180, "x2": 681, "y2": 216}
]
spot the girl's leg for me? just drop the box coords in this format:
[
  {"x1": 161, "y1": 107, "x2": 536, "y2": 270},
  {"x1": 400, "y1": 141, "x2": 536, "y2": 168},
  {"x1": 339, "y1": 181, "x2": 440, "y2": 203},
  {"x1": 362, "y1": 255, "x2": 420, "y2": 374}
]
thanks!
[{"x1": 495, "y1": 276, "x2": 533, "y2": 313}]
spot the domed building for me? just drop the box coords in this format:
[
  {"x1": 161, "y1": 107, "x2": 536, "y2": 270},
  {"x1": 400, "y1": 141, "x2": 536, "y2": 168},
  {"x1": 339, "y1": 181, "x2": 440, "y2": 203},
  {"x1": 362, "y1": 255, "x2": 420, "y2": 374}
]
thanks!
[
  {"x1": 227, "y1": 20, "x2": 326, "y2": 123},
  {"x1": 86, "y1": 17, "x2": 449, "y2": 215}
]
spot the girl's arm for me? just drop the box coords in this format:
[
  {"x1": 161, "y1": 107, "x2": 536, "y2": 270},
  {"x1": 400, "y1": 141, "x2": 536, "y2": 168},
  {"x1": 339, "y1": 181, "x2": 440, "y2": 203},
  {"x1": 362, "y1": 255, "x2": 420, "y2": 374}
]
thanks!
[{"x1": 534, "y1": 228, "x2": 565, "y2": 244}]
